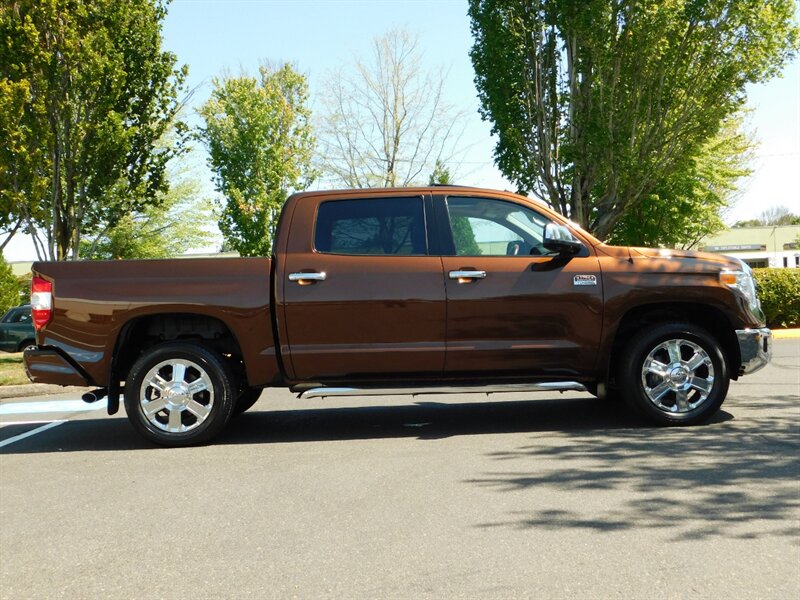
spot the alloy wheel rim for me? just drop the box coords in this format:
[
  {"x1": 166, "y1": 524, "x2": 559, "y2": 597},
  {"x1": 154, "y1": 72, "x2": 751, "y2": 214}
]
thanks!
[
  {"x1": 139, "y1": 359, "x2": 214, "y2": 433},
  {"x1": 641, "y1": 338, "x2": 715, "y2": 414}
]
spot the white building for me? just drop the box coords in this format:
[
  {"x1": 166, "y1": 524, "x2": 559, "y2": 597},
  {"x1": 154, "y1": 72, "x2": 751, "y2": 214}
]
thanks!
[{"x1": 701, "y1": 225, "x2": 800, "y2": 269}]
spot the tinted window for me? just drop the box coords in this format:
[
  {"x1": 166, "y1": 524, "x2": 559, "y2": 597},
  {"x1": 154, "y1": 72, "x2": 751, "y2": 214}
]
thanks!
[
  {"x1": 5, "y1": 310, "x2": 21, "y2": 324},
  {"x1": 446, "y1": 197, "x2": 566, "y2": 256},
  {"x1": 315, "y1": 197, "x2": 427, "y2": 255}
]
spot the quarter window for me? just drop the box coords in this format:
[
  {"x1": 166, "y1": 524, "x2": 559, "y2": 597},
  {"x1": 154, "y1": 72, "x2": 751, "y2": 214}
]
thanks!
[{"x1": 315, "y1": 197, "x2": 427, "y2": 255}]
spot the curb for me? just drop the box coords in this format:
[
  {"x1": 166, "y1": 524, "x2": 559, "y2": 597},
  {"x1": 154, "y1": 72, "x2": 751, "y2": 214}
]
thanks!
[{"x1": 773, "y1": 329, "x2": 800, "y2": 339}]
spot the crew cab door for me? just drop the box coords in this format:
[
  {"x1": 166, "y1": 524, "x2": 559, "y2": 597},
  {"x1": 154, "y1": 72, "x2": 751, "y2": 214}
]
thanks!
[
  {"x1": 280, "y1": 194, "x2": 446, "y2": 381},
  {"x1": 437, "y1": 195, "x2": 603, "y2": 378}
]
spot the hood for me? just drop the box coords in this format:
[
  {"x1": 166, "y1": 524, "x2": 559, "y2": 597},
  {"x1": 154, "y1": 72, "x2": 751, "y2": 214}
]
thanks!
[{"x1": 597, "y1": 244, "x2": 740, "y2": 270}]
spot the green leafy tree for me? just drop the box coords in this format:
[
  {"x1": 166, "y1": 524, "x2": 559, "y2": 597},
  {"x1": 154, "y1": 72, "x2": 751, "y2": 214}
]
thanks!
[
  {"x1": 468, "y1": 0, "x2": 799, "y2": 240},
  {"x1": 80, "y1": 163, "x2": 215, "y2": 260},
  {"x1": 608, "y1": 114, "x2": 754, "y2": 248},
  {"x1": 0, "y1": 78, "x2": 48, "y2": 252},
  {"x1": 429, "y1": 160, "x2": 453, "y2": 186},
  {"x1": 0, "y1": 0, "x2": 187, "y2": 260},
  {"x1": 0, "y1": 255, "x2": 23, "y2": 314},
  {"x1": 198, "y1": 63, "x2": 315, "y2": 257}
]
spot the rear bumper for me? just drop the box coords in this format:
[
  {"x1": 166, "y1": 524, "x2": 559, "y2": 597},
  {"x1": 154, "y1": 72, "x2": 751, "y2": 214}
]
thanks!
[
  {"x1": 23, "y1": 346, "x2": 91, "y2": 386},
  {"x1": 736, "y1": 328, "x2": 772, "y2": 375}
]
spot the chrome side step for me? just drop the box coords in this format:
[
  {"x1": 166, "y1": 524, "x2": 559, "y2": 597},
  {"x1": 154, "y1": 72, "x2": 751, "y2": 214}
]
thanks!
[{"x1": 297, "y1": 381, "x2": 587, "y2": 400}]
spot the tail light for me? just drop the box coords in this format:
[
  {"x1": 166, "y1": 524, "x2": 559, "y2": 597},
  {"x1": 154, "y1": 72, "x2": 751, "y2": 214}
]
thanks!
[{"x1": 31, "y1": 277, "x2": 53, "y2": 330}]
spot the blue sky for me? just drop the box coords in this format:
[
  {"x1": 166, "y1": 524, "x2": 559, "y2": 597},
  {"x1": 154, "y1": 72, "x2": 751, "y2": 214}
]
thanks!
[{"x1": 4, "y1": 0, "x2": 799, "y2": 261}]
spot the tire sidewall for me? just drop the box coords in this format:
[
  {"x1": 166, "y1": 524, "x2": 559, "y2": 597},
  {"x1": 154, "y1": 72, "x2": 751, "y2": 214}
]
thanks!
[
  {"x1": 124, "y1": 342, "x2": 236, "y2": 446},
  {"x1": 233, "y1": 387, "x2": 262, "y2": 417},
  {"x1": 619, "y1": 323, "x2": 729, "y2": 425}
]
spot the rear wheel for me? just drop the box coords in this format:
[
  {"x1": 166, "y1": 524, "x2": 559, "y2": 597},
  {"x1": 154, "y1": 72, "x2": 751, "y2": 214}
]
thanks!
[
  {"x1": 123, "y1": 342, "x2": 236, "y2": 446},
  {"x1": 618, "y1": 323, "x2": 729, "y2": 425}
]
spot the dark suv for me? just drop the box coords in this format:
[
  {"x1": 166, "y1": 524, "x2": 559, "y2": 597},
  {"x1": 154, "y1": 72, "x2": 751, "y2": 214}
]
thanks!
[{"x1": 0, "y1": 305, "x2": 35, "y2": 353}]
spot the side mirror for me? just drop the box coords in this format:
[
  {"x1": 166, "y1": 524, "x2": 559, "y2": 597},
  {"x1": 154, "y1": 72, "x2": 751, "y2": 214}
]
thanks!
[{"x1": 542, "y1": 223, "x2": 583, "y2": 256}]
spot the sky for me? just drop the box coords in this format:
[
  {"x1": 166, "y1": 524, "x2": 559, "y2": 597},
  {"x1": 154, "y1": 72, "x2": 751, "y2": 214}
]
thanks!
[{"x1": 4, "y1": 0, "x2": 799, "y2": 262}]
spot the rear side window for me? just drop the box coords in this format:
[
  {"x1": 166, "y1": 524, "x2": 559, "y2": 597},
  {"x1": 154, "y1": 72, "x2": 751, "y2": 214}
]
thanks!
[
  {"x1": 314, "y1": 197, "x2": 427, "y2": 255},
  {"x1": 3, "y1": 309, "x2": 29, "y2": 324}
]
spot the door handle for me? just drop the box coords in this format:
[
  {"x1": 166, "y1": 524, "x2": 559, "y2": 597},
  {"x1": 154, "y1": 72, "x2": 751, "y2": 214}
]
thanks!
[
  {"x1": 289, "y1": 272, "x2": 327, "y2": 285},
  {"x1": 449, "y1": 270, "x2": 486, "y2": 282}
]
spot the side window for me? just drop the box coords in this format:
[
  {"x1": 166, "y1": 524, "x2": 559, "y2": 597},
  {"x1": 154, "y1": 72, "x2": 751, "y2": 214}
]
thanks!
[
  {"x1": 4, "y1": 310, "x2": 22, "y2": 324},
  {"x1": 315, "y1": 197, "x2": 427, "y2": 255},
  {"x1": 18, "y1": 310, "x2": 32, "y2": 324},
  {"x1": 445, "y1": 196, "x2": 562, "y2": 256}
]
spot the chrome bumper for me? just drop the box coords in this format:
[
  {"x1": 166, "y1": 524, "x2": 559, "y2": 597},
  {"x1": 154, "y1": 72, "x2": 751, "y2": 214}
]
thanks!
[{"x1": 736, "y1": 328, "x2": 772, "y2": 375}]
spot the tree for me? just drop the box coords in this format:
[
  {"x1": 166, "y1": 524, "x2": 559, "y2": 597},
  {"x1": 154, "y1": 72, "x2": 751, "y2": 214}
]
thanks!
[
  {"x1": 318, "y1": 28, "x2": 467, "y2": 188},
  {"x1": 0, "y1": 0, "x2": 187, "y2": 260},
  {"x1": 428, "y1": 159, "x2": 453, "y2": 186},
  {"x1": 607, "y1": 114, "x2": 754, "y2": 248},
  {"x1": 0, "y1": 78, "x2": 48, "y2": 252},
  {"x1": 735, "y1": 206, "x2": 800, "y2": 227},
  {"x1": 80, "y1": 161, "x2": 215, "y2": 260},
  {"x1": 0, "y1": 255, "x2": 23, "y2": 314},
  {"x1": 468, "y1": 0, "x2": 799, "y2": 240},
  {"x1": 198, "y1": 63, "x2": 315, "y2": 257}
]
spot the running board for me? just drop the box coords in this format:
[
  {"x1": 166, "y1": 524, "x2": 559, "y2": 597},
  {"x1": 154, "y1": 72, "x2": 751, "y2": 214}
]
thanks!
[{"x1": 297, "y1": 381, "x2": 587, "y2": 400}]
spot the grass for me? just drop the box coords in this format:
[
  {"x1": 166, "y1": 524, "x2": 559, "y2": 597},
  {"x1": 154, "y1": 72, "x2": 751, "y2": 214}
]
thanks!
[{"x1": 0, "y1": 353, "x2": 29, "y2": 386}]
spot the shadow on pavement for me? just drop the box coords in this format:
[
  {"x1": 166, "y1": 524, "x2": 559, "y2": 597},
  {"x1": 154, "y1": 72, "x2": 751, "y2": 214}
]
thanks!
[
  {"x1": 0, "y1": 395, "x2": 698, "y2": 454},
  {"x1": 468, "y1": 394, "x2": 799, "y2": 542}
]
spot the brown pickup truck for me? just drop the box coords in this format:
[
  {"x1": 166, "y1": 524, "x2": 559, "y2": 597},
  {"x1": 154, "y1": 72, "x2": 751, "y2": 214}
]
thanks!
[{"x1": 23, "y1": 186, "x2": 772, "y2": 446}]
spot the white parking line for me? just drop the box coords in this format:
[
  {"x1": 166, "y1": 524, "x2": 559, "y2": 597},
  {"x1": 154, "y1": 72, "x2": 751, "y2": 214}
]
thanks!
[
  {"x1": 0, "y1": 420, "x2": 65, "y2": 427},
  {"x1": 0, "y1": 400, "x2": 105, "y2": 415},
  {"x1": 0, "y1": 420, "x2": 67, "y2": 448}
]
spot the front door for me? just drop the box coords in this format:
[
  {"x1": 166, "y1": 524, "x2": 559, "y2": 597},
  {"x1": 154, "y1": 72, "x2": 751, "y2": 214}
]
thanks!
[
  {"x1": 282, "y1": 194, "x2": 446, "y2": 381},
  {"x1": 438, "y1": 195, "x2": 603, "y2": 378}
]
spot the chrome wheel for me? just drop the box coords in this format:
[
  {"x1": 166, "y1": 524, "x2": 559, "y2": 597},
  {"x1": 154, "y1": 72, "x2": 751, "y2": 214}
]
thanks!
[
  {"x1": 641, "y1": 338, "x2": 715, "y2": 414},
  {"x1": 139, "y1": 359, "x2": 214, "y2": 434}
]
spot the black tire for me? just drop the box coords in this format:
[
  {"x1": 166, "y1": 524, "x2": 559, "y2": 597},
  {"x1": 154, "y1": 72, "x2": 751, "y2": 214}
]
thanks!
[
  {"x1": 233, "y1": 387, "x2": 262, "y2": 416},
  {"x1": 17, "y1": 339, "x2": 35, "y2": 353},
  {"x1": 123, "y1": 342, "x2": 237, "y2": 446},
  {"x1": 618, "y1": 322, "x2": 729, "y2": 426}
]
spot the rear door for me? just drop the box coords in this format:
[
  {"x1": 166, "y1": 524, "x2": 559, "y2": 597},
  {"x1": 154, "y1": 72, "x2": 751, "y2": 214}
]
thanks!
[
  {"x1": 437, "y1": 195, "x2": 603, "y2": 378},
  {"x1": 281, "y1": 194, "x2": 447, "y2": 381},
  {"x1": 0, "y1": 308, "x2": 33, "y2": 352}
]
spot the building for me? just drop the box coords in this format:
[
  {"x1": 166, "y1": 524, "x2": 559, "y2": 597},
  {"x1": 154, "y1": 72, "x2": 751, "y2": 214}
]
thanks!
[{"x1": 700, "y1": 225, "x2": 800, "y2": 269}]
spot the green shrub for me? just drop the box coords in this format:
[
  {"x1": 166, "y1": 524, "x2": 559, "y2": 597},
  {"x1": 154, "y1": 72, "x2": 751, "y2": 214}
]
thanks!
[
  {"x1": 753, "y1": 268, "x2": 800, "y2": 329},
  {"x1": 0, "y1": 255, "x2": 23, "y2": 315}
]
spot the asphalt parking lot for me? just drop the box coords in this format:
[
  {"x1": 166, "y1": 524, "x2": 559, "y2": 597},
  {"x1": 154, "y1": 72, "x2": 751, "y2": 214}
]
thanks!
[{"x1": 1, "y1": 339, "x2": 798, "y2": 599}]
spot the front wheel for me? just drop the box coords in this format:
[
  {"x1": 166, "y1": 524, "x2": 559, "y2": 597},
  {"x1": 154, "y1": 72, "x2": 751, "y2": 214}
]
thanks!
[
  {"x1": 233, "y1": 387, "x2": 262, "y2": 416},
  {"x1": 618, "y1": 323, "x2": 729, "y2": 426},
  {"x1": 123, "y1": 342, "x2": 237, "y2": 446}
]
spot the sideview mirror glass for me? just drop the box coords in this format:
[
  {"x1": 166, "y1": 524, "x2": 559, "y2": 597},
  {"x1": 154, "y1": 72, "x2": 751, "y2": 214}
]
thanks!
[{"x1": 542, "y1": 223, "x2": 583, "y2": 256}]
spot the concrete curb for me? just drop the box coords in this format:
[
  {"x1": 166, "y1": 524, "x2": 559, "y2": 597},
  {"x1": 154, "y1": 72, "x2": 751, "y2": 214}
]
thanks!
[{"x1": 773, "y1": 329, "x2": 800, "y2": 339}]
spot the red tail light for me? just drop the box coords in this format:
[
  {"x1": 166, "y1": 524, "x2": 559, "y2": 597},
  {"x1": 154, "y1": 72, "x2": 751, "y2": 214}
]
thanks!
[{"x1": 31, "y1": 277, "x2": 53, "y2": 330}]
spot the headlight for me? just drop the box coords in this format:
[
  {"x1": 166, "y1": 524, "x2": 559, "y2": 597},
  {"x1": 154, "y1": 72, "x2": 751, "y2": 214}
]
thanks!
[{"x1": 720, "y1": 263, "x2": 760, "y2": 311}]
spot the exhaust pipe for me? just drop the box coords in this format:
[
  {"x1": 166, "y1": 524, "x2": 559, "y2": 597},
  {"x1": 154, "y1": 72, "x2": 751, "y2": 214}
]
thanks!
[{"x1": 82, "y1": 388, "x2": 108, "y2": 403}]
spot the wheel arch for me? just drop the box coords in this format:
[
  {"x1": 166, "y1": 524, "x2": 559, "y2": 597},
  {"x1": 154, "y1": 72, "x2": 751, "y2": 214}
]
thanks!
[
  {"x1": 17, "y1": 338, "x2": 36, "y2": 353},
  {"x1": 112, "y1": 312, "x2": 246, "y2": 387},
  {"x1": 606, "y1": 302, "x2": 741, "y2": 387}
]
